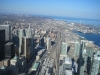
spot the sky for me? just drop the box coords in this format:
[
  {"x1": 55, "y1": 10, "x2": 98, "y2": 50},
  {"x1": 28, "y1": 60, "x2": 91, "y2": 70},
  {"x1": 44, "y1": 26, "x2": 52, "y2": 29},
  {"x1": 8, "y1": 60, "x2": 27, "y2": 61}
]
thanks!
[{"x1": 0, "y1": 0, "x2": 100, "y2": 19}]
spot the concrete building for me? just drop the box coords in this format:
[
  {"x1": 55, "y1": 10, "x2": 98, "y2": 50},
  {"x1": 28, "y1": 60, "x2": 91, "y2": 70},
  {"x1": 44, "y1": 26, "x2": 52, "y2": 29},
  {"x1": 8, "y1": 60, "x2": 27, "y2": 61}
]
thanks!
[
  {"x1": 41, "y1": 30, "x2": 46, "y2": 34},
  {"x1": 0, "y1": 59, "x2": 10, "y2": 67},
  {"x1": 0, "y1": 30, "x2": 5, "y2": 61},
  {"x1": 36, "y1": 49, "x2": 46, "y2": 60},
  {"x1": 5, "y1": 42, "x2": 15, "y2": 59},
  {"x1": 10, "y1": 54, "x2": 26, "y2": 73},
  {"x1": 18, "y1": 29, "x2": 24, "y2": 56},
  {"x1": 46, "y1": 37, "x2": 51, "y2": 50},
  {"x1": 10, "y1": 54, "x2": 18, "y2": 66},
  {"x1": 0, "y1": 25, "x2": 12, "y2": 41}
]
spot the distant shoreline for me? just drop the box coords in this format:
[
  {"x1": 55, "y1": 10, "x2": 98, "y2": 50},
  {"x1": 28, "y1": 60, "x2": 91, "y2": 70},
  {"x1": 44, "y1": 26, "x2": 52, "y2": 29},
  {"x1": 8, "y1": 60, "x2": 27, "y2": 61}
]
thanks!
[{"x1": 48, "y1": 16, "x2": 100, "y2": 28}]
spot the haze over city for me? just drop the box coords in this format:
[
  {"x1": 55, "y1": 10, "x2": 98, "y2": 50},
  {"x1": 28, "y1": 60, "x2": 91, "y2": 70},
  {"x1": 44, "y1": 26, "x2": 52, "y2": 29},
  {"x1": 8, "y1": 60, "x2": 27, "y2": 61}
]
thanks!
[{"x1": 0, "y1": 0, "x2": 100, "y2": 19}]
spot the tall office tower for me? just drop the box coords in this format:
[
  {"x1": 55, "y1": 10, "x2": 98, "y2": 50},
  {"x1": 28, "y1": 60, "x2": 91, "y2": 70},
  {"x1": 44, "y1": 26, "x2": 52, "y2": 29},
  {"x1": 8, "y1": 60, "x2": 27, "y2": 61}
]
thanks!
[
  {"x1": 25, "y1": 25, "x2": 32, "y2": 38},
  {"x1": 18, "y1": 26, "x2": 34, "y2": 59},
  {"x1": 90, "y1": 50, "x2": 100, "y2": 75},
  {"x1": 0, "y1": 25, "x2": 12, "y2": 41},
  {"x1": 39, "y1": 37, "x2": 45, "y2": 47},
  {"x1": 18, "y1": 29, "x2": 23, "y2": 57},
  {"x1": 31, "y1": 29, "x2": 35, "y2": 57},
  {"x1": 60, "y1": 42, "x2": 67, "y2": 57},
  {"x1": 5, "y1": 42, "x2": 15, "y2": 58},
  {"x1": 46, "y1": 37, "x2": 51, "y2": 50},
  {"x1": 21, "y1": 37, "x2": 32, "y2": 61},
  {"x1": 74, "y1": 40, "x2": 81, "y2": 57},
  {"x1": 0, "y1": 30, "x2": 5, "y2": 60}
]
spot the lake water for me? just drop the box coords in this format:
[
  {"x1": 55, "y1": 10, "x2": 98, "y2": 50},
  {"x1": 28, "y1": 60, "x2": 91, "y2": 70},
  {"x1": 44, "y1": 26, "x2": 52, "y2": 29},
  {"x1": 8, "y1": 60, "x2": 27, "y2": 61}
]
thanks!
[
  {"x1": 73, "y1": 31, "x2": 100, "y2": 47},
  {"x1": 47, "y1": 16, "x2": 100, "y2": 27}
]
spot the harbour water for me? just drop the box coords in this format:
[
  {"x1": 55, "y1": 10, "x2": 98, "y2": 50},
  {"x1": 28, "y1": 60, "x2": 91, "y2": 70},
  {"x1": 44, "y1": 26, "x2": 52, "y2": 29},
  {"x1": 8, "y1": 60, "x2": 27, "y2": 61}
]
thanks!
[{"x1": 73, "y1": 31, "x2": 100, "y2": 47}]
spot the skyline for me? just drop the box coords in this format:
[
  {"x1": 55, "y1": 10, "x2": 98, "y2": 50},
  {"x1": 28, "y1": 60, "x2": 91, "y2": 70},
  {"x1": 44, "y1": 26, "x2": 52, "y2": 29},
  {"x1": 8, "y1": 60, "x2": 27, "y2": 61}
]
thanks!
[{"x1": 0, "y1": 0, "x2": 100, "y2": 19}]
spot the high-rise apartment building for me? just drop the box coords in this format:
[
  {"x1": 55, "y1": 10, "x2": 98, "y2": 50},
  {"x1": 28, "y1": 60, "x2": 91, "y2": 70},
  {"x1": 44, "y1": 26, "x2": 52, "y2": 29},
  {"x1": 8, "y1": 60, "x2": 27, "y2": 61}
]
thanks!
[
  {"x1": 60, "y1": 42, "x2": 67, "y2": 57},
  {"x1": 77, "y1": 40, "x2": 87, "y2": 75},
  {"x1": 74, "y1": 41, "x2": 81, "y2": 57},
  {"x1": 90, "y1": 50, "x2": 100, "y2": 75}
]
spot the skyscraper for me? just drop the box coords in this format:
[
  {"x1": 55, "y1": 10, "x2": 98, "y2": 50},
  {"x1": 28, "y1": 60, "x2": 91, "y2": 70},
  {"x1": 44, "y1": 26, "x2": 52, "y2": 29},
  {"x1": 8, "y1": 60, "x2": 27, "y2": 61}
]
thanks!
[
  {"x1": 0, "y1": 25, "x2": 12, "y2": 42},
  {"x1": 90, "y1": 50, "x2": 100, "y2": 75},
  {"x1": 60, "y1": 42, "x2": 68, "y2": 57},
  {"x1": 18, "y1": 29, "x2": 23, "y2": 56},
  {"x1": 21, "y1": 37, "x2": 32, "y2": 61},
  {"x1": 0, "y1": 30, "x2": 5, "y2": 60},
  {"x1": 39, "y1": 37, "x2": 45, "y2": 47},
  {"x1": 46, "y1": 37, "x2": 51, "y2": 50},
  {"x1": 74, "y1": 40, "x2": 81, "y2": 57},
  {"x1": 5, "y1": 42, "x2": 15, "y2": 58},
  {"x1": 77, "y1": 39, "x2": 87, "y2": 75}
]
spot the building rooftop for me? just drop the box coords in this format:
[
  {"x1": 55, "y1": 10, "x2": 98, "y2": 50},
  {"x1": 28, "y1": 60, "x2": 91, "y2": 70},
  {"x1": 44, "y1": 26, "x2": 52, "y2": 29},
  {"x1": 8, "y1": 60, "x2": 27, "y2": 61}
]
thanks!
[
  {"x1": 65, "y1": 70, "x2": 72, "y2": 75},
  {"x1": 0, "y1": 66, "x2": 6, "y2": 69},
  {"x1": 64, "y1": 57, "x2": 72, "y2": 64},
  {"x1": 5, "y1": 42, "x2": 13, "y2": 45},
  {"x1": 0, "y1": 25, "x2": 9, "y2": 26},
  {"x1": 13, "y1": 54, "x2": 18, "y2": 60},
  {"x1": 31, "y1": 62, "x2": 39, "y2": 70}
]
